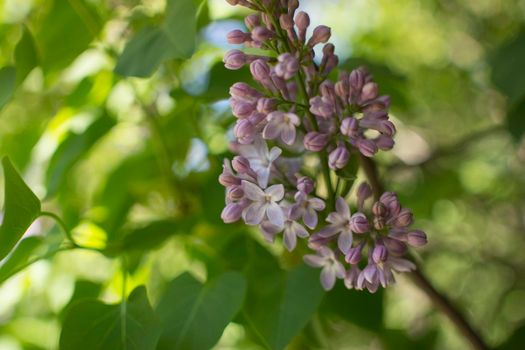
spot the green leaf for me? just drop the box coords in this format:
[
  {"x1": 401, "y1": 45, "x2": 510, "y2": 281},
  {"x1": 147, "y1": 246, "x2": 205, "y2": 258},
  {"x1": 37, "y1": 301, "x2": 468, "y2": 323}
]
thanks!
[
  {"x1": 45, "y1": 114, "x2": 116, "y2": 197},
  {"x1": 60, "y1": 279, "x2": 102, "y2": 320},
  {"x1": 322, "y1": 282, "x2": 384, "y2": 331},
  {"x1": 156, "y1": 271, "x2": 247, "y2": 350},
  {"x1": 0, "y1": 66, "x2": 17, "y2": 110},
  {"x1": 60, "y1": 286, "x2": 161, "y2": 350},
  {"x1": 0, "y1": 236, "x2": 44, "y2": 284},
  {"x1": 14, "y1": 26, "x2": 39, "y2": 84},
  {"x1": 115, "y1": 0, "x2": 197, "y2": 77},
  {"x1": 36, "y1": 0, "x2": 102, "y2": 71},
  {"x1": 245, "y1": 264, "x2": 325, "y2": 350},
  {"x1": 0, "y1": 157, "x2": 41, "y2": 260},
  {"x1": 506, "y1": 97, "x2": 525, "y2": 142},
  {"x1": 490, "y1": 31, "x2": 525, "y2": 105}
]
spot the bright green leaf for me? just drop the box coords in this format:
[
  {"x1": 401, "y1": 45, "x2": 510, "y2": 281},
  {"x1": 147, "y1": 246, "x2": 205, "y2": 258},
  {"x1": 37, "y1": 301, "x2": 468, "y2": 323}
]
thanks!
[
  {"x1": 115, "y1": 0, "x2": 197, "y2": 77},
  {"x1": 0, "y1": 157, "x2": 41, "y2": 260},
  {"x1": 156, "y1": 271, "x2": 247, "y2": 350},
  {"x1": 45, "y1": 114, "x2": 116, "y2": 197},
  {"x1": 36, "y1": 0, "x2": 102, "y2": 71},
  {"x1": 59, "y1": 286, "x2": 161, "y2": 350},
  {"x1": 0, "y1": 66, "x2": 17, "y2": 110},
  {"x1": 14, "y1": 26, "x2": 39, "y2": 84},
  {"x1": 0, "y1": 236, "x2": 44, "y2": 284}
]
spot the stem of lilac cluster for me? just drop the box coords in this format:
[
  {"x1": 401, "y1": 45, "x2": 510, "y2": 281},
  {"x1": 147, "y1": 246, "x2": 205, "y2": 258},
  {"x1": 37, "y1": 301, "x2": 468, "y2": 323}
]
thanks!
[
  {"x1": 260, "y1": 3, "x2": 336, "y2": 207},
  {"x1": 359, "y1": 155, "x2": 489, "y2": 350}
]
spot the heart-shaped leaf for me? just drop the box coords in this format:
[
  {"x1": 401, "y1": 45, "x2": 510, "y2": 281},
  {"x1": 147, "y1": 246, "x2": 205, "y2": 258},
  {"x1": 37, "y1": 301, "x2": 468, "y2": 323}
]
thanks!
[
  {"x1": 60, "y1": 286, "x2": 161, "y2": 350},
  {"x1": 0, "y1": 157, "x2": 41, "y2": 260}
]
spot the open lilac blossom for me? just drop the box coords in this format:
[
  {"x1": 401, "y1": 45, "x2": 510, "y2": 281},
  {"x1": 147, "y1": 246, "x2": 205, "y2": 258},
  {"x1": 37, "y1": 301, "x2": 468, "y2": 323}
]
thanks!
[
  {"x1": 219, "y1": 0, "x2": 427, "y2": 293},
  {"x1": 304, "y1": 246, "x2": 345, "y2": 291}
]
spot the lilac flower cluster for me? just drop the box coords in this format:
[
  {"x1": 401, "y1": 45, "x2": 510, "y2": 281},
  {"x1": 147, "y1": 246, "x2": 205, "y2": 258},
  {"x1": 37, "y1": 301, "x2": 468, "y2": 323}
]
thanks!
[{"x1": 219, "y1": 0, "x2": 427, "y2": 292}]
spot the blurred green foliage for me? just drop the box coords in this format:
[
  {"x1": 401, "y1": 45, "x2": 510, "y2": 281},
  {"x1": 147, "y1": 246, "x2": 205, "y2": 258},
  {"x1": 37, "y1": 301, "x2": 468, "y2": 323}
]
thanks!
[{"x1": 0, "y1": 0, "x2": 524, "y2": 349}]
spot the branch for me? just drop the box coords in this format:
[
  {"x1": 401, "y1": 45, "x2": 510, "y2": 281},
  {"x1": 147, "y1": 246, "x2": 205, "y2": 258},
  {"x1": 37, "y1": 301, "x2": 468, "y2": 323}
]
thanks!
[{"x1": 359, "y1": 155, "x2": 490, "y2": 350}]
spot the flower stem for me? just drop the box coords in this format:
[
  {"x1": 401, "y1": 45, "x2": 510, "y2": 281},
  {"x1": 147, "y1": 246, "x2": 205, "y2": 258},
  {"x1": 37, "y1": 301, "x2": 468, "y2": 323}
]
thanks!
[
  {"x1": 358, "y1": 155, "x2": 489, "y2": 350},
  {"x1": 39, "y1": 211, "x2": 78, "y2": 247}
]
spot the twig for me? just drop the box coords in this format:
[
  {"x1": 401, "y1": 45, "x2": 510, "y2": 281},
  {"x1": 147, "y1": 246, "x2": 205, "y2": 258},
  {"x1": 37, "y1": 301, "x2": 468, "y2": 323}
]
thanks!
[{"x1": 359, "y1": 155, "x2": 490, "y2": 350}]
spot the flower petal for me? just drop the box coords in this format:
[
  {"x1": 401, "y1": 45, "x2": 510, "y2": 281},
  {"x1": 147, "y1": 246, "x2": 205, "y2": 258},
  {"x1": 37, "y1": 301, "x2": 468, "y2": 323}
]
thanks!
[
  {"x1": 268, "y1": 146, "x2": 282, "y2": 162},
  {"x1": 262, "y1": 121, "x2": 280, "y2": 140},
  {"x1": 304, "y1": 254, "x2": 324, "y2": 267},
  {"x1": 335, "y1": 197, "x2": 350, "y2": 218},
  {"x1": 292, "y1": 222, "x2": 309, "y2": 238},
  {"x1": 309, "y1": 198, "x2": 325, "y2": 211},
  {"x1": 266, "y1": 203, "x2": 284, "y2": 228},
  {"x1": 337, "y1": 230, "x2": 353, "y2": 254},
  {"x1": 266, "y1": 184, "x2": 284, "y2": 201},
  {"x1": 281, "y1": 125, "x2": 296, "y2": 145},
  {"x1": 303, "y1": 207, "x2": 318, "y2": 229},
  {"x1": 242, "y1": 180, "x2": 264, "y2": 201},
  {"x1": 283, "y1": 228, "x2": 297, "y2": 251},
  {"x1": 317, "y1": 225, "x2": 338, "y2": 238},
  {"x1": 320, "y1": 266, "x2": 336, "y2": 291},
  {"x1": 243, "y1": 202, "x2": 266, "y2": 225}
]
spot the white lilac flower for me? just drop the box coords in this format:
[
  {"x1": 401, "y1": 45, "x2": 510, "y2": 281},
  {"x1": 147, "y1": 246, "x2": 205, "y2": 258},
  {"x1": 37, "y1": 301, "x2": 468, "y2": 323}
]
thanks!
[
  {"x1": 238, "y1": 138, "x2": 282, "y2": 188},
  {"x1": 303, "y1": 246, "x2": 345, "y2": 291},
  {"x1": 242, "y1": 180, "x2": 285, "y2": 228},
  {"x1": 283, "y1": 209, "x2": 309, "y2": 251},
  {"x1": 356, "y1": 256, "x2": 416, "y2": 293},
  {"x1": 290, "y1": 191, "x2": 325, "y2": 229},
  {"x1": 262, "y1": 111, "x2": 300, "y2": 145}
]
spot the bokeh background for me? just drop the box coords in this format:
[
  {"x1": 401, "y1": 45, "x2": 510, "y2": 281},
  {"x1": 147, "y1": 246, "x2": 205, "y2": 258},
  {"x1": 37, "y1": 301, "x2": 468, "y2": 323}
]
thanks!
[{"x1": 0, "y1": 0, "x2": 525, "y2": 349}]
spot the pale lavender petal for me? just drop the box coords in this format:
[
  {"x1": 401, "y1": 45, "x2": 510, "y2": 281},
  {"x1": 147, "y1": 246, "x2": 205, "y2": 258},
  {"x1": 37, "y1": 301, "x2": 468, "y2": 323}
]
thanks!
[
  {"x1": 283, "y1": 229, "x2": 297, "y2": 251},
  {"x1": 256, "y1": 167, "x2": 270, "y2": 188},
  {"x1": 309, "y1": 198, "x2": 325, "y2": 211},
  {"x1": 289, "y1": 204, "x2": 304, "y2": 220},
  {"x1": 266, "y1": 184, "x2": 284, "y2": 201},
  {"x1": 266, "y1": 203, "x2": 284, "y2": 228},
  {"x1": 243, "y1": 202, "x2": 266, "y2": 225},
  {"x1": 319, "y1": 246, "x2": 335, "y2": 259},
  {"x1": 320, "y1": 267, "x2": 336, "y2": 291},
  {"x1": 335, "y1": 197, "x2": 350, "y2": 218},
  {"x1": 268, "y1": 146, "x2": 282, "y2": 161},
  {"x1": 317, "y1": 225, "x2": 338, "y2": 238},
  {"x1": 337, "y1": 230, "x2": 353, "y2": 254},
  {"x1": 303, "y1": 207, "x2": 318, "y2": 229},
  {"x1": 292, "y1": 222, "x2": 309, "y2": 238},
  {"x1": 287, "y1": 113, "x2": 300, "y2": 126},
  {"x1": 363, "y1": 264, "x2": 377, "y2": 283},
  {"x1": 262, "y1": 121, "x2": 281, "y2": 140},
  {"x1": 242, "y1": 180, "x2": 264, "y2": 201},
  {"x1": 304, "y1": 254, "x2": 324, "y2": 267},
  {"x1": 334, "y1": 261, "x2": 346, "y2": 278},
  {"x1": 281, "y1": 125, "x2": 296, "y2": 145},
  {"x1": 389, "y1": 257, "x2": 416, "y2": 272}
]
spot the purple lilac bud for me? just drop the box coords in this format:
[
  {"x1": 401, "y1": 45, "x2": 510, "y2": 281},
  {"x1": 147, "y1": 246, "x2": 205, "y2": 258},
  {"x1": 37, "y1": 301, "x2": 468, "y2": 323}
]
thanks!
[
  {"x1": 384, "y1": 237, "x2": 408, "y2": 255},
  {"x1": 297, "y1": 176, "x2": 314, "y2": 194},
  {"x1": 307, "y1": 25, "x2": 331, "y2": 47},
  {"x1": 349, "y1": 68, "x2": 366, "y2": 92},
  {"x1": 304, "y1": 132, "x2": 329, "y2": 151},
  {"x1": 250, "y1": 59, "x2": 271, "y2": 82},
  {"x1": 234, "y1": 119, "x2": 256, "y2": 144},
  {"x1": 227, "y1": 185, "x2": 244, "y2": 201},
  {"x1": 407, "y1": 230, "x2": 427, "y2": 247},
  {"x1": 309, "y1": 96, "x2": 335, "y2": 118},
  {"x1": 340, "y1": 117, "x2": 359, "y2": 137},
  {"x1": 230, "y1": 82, "x2": 261, "y2": 102},
  {"x1": 224, "y1": 50, "x2": 247, "y2": 70},
  {"x1": 372, "y1": 201, "x2": 388, "y2": 217},
  {"x1": 275, "y1": 53, "x2": 299, "y2": 80},
  {"x1": 257, "y1": 98, "x2": 277, "y2": 114},
  {"x1": 380, "y1": 192, "x2": 401, "y2": 216},
  {"x1": 372, "y1": 244, "x2": 388, "y2": 264},
  {"x1": 360, "y1": 82, "x2": 379, "y2": 102},
  {"x1": 328, "y1": 144, "x2": 350, "y2": 170},
  {"x1": 357, "y1": 138, "x2": 379, "y2": 157},
  {"x1": 232, "y1": 100, "x2": 255, "y2": 119},
  {"x1": 227, "y1": 29, "x2": 250, "y2": 44},
  {"x1": 232, "y1": 156, "x2": 252, "y2": 174},
  {"x1": 221, "y1": 202, "x2": 243, "y2": 223},
  {"x1": 252, "y1": 26, "x2": 274, "y2": 41},
  {"x1": 349, "y1": 213, "x2": 370, "y2": 233},
  {"x1": 244, "y1": 14, "x2": 260, "y2": 30},
  {"x1": 356, "y1": 183, "x2": 372, "y2": 210},
  {"x1": 375, "y1": 135, "x2": 395, "y2": 150},
  {"x1": 345, "y1": 245, "x2": 363, "y2": 264},
  {"x1": 279, "y1": 14, "x2": 294, "y2": 30},
  {"x1": 295, "y1": 11, "x2": 310, "y2": 41},
  {"x1": 391, "y1": 208, "x2": 413, "y2": 227}
]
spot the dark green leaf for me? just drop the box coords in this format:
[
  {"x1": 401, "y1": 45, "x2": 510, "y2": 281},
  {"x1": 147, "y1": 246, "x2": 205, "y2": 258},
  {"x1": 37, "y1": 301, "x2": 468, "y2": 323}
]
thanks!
[
  {"x1": 60, "y1": 280, "x2": 102, "y2": 320},
  {"x1": 37, "y1": 0, "x2": 102, "y2": 71},
  {"x1": 506, "y1": 98, "x2": 525, "y2": 142},
  {"x1": 14, "y1": 26, "x2": 39, "y2": 84},
  {"x1": 490, "y1": 31, "x2": 525, "y2": 104},
  {"x1": 156, "y1": 271, "x2": 246, "y2": 350},
  {"x1": 322, "y1": 282, "x2": 384, "y2": 331},
  {"x1": 498, "y1": 324, "x2": 525, "y2": 350},
  {"x1": 60, "y1": 286, "x2": 161, "y2": 350},
  {"x1": 0, "y1": 157, "x2": 41, "y2": 260},
  {"x1": 115, "y1": 0, "x2": 197, "y2": 77},
  {"x1": 45, "y1": 113, "x2": 115, "y2": 197},
  {"x1": 0, "y1": 66, "x2": 16, "y2": 110},
  {"x1": 200, "y1": 62, "x2": 252, "y2": 101},
  {"x1": 380, "y1": 329, "x2": 438, "y2": 350},
  {"x1": 0, "y1": 236, "x2": 44, "y2": 284}
]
